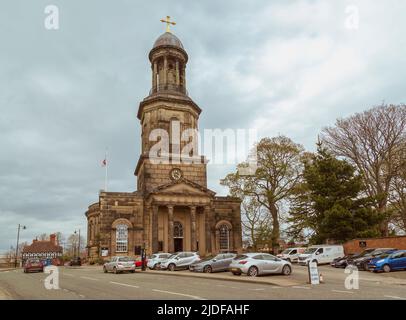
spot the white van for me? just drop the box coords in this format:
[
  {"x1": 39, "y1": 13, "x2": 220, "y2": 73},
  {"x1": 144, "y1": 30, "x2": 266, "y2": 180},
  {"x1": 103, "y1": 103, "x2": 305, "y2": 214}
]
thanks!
[
  {"x1": 298, "y1": 245, "x2": 344, "y2": 265},
  {"x1": 277, "y1": 248, "x2": 306, "y2": 263}
]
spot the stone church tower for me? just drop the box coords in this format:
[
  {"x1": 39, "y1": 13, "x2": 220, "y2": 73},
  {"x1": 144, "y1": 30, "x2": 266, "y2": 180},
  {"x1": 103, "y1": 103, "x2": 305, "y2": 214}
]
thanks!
[{"x1": 85, "y1": 27, "x2": 242, "y2": 260}]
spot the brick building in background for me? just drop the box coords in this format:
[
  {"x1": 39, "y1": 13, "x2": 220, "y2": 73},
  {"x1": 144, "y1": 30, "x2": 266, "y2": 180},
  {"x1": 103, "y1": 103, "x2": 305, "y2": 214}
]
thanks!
[
  {"x1": 22, "y1": 234, "x2": 63, "y2": 265},
  {"x1": 344, "y1": 236, "x2": 406, "y2": 254}
]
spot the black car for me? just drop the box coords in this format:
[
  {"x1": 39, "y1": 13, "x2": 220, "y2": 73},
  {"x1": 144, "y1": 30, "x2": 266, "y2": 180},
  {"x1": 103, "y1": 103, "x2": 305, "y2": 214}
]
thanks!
[
  {"x1": 348, "y1": 248, "x2": 397, "y2": 270},
  {"x1": 69, "y1": 257, "x2": 82, "y2": 266},
  {"x1": 330, "y1": 254, "x2": 356, "y2": 268}
]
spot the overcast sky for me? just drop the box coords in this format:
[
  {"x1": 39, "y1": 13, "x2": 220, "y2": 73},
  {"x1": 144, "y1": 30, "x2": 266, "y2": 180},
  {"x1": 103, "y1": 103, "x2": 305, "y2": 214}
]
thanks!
[{"x1": 1, "y1": 0, "x2": 405, "y2": 252}]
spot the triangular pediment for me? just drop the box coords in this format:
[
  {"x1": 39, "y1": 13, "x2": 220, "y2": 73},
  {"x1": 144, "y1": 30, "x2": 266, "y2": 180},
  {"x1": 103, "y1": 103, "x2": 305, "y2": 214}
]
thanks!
[{"x1": 150, "y1": 179, "x2": 215, "y2": 197}]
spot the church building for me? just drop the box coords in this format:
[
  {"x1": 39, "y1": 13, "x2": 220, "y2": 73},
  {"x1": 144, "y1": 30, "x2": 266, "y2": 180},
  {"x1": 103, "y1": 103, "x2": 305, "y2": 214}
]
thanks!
[{"x1": 85, "y1": 19, "x2": 242, "y2": 260}]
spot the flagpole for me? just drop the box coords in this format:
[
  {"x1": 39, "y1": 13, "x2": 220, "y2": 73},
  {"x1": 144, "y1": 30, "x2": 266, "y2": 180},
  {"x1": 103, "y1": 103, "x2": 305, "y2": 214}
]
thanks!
[{"x1": 104, "y1": 148, "x2": 108, "y2": 192}]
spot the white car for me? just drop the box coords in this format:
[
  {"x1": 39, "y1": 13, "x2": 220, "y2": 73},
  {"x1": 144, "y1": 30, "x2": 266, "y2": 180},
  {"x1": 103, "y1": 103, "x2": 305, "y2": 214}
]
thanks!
[
  {"x1": 160, "y1": 252, "x2": 201, "y2": 271},
  {"x1": 298, "y1": 245, "x2": 344, "y2": 265},
  {"x1": 277, "y1": 248, "x2": 306, "y2": 263},
  {"x1": 147, "y1": 253, "x2": 172, "y2": 270},
  {"x1": 103, "y1": 256, "x2": 135, "y2": 274}
]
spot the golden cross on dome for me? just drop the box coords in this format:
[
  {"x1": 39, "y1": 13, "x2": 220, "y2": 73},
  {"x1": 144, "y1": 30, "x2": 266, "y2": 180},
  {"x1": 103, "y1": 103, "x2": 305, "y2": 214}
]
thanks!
[{"x1": 160, "y1": 16, "x2": 176, "y2": 33}]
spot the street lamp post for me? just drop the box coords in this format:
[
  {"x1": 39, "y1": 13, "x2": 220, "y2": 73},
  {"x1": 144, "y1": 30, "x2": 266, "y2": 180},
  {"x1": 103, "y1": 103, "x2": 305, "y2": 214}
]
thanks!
[
  {"x1": 15, "y1": 224, "x2": 26, "y2": 268},
  {"x1": 74, "y1": 229, "x2": 81, "y2": 259}
]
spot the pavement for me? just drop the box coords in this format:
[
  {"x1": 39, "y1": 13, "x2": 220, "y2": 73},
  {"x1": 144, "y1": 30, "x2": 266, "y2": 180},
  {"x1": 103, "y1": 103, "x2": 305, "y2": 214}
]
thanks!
[{"x1": 0, "y1": 264, "x2": 405, "y2": 300}]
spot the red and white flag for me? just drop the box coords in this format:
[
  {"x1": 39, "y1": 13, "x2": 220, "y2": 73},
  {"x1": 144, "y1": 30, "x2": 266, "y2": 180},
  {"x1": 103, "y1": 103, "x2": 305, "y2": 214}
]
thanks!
[{"x1": 102, "y1": 158, "x2": 107, "y2": 167}]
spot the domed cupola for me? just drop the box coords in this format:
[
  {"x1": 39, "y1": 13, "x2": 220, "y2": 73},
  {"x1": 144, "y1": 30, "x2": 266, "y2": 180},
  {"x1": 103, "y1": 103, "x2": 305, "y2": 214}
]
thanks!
[{"x1": 148, "y1": 16, "x2": 188, "y2": 96}]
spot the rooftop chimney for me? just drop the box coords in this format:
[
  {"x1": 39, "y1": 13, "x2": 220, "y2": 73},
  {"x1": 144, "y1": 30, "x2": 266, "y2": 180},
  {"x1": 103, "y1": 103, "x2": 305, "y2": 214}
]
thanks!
[{"x1": 50, "y1": 234, "x2": 57, "y2": 246}]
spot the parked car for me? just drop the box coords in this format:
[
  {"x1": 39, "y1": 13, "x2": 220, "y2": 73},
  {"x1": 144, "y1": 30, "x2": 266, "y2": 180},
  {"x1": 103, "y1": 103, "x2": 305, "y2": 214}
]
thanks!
[
  {"x1": 277, "y1": 248, "x2": 306, "y2": 263},
  {"x1": 298, "y1": 245, "x2": 344, "y2": 266},
  {"x1": 189, "y1": 253, "x2": 236, "y2": 273},
  {"x1": 330, "y1": 254, "x2": 357, "y2": 268},
  {"x1": 229, "y1": 253, "x2": 292, "y2": 277},
  {"x1": 348, "y1": 248, "x2": 397, "y2": 271},
  {"x1": 133, "y1": 256, "x2": 149, "y2": 268},
  {"x1": 334, "y1": 249, "x2": 375, "y2": 268},
  {"x1": 103, "y1": 256, "x2": 136, "y2": 274},
  {"x1": 367, "y1": 250, "x2": 406, "y2": 273},
  {"x1": 147, "y1": 253, "x2": 171, "y2": 270},
  {"x1": 23, "y1": 259, "x2": 44, "y2": 273},
  {"x1": 69, "y1": 257, "x2": 82, "y2": 266},
  {"x1": 160, "y1": 252, "x2": 200, "y2": 271}
]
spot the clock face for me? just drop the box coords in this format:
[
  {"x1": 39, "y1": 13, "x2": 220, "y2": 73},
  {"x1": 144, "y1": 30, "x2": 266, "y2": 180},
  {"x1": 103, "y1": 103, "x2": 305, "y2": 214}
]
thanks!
[{"x1": 170, "y1": 168, "x2": 183, "y2": 181}]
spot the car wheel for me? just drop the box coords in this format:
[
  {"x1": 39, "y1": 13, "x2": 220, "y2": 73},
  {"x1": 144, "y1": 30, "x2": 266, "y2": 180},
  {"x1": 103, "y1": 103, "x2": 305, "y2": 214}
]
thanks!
[
  {"x1": 232, "y1": 272, "x2": 241, "y2": 276},
  {"x1": 248, "y1": 266, "x2": 259, "y2": 277},
  {"x1": 103, "y1": 267, "x2": 107, "y2": 273},
  {"x1": 113, "y1": 267, "x2": 118, "y2": 274},
  {"x1": 383, "y1": 264, "x2": 391, "y2": 273},
  {"x1": 282, "y1": 265, "x2": 292, "y2": 276},
  {"x1": 203, "y1": 265, "x2": 212, "y2": 273},
  {"x1": 168, "y1": 263, "x2": 176, "y2": 272}
]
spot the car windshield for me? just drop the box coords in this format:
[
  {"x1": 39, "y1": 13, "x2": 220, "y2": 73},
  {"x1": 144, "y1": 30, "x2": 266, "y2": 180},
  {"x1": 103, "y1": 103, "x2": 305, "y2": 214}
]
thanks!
[
  {"x1": 376, "y1": 253, "x2": 390, "y2": 259},
  {"x1": 118, "y1": 257, "x2": 132, "y2": 262},
  {"x1": 304, "y1": 248, "x2": 317, "y2": 254},
  {"x1": 28, "y1": 259, "x2": 40, "y2": 263},
  {"x1": 281, "y1": 249, "x2": 291, "y2": 254}
]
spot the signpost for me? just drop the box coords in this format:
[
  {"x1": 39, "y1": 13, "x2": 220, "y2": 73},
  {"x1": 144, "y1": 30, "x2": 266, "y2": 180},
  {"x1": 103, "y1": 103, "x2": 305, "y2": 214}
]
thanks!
[{"x1": 308, "y1": 262, "x2": 320, "y2": 285}]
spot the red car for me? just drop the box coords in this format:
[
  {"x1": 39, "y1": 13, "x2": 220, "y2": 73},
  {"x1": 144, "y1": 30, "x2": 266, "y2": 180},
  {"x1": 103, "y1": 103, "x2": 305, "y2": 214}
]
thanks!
[
  {"x1": 24, "y1": 259, "x2": 44, "y2": 273},
  {"x1": 134, "y1": 257, "x2": 148, "y2": 268}
]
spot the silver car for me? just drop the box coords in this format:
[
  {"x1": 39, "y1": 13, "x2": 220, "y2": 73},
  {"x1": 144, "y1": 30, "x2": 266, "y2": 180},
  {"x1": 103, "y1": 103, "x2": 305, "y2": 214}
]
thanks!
[
  {"x1": 160, "y1": 252, "x2": 200, "y2": 271},
  {"x1": 103, "y1": 256, "x2": 136, "y2": 274},
  {"x1": 189, "y1": 253, "x2": 237, "y2": 273},
  {"x1": 147, "y1": 253, "x2": 172, "y2": 270},
  {"x1": 229, "y1": 253, "x2": 292, "y2": 277}
]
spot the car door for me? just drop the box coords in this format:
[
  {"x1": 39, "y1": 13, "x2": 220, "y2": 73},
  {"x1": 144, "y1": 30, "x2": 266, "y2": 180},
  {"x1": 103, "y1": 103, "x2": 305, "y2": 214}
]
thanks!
[
  {"x1": 222, "y1": 254, "x2": 234, "y2": 271},
  {"x1": 289, "y1": 249, "x2": 297, "y2": 262},
  {"x1": 391, "y1": 252, "x2": 406, "y2": 270},
  {"x1": 107, "y1": 257, "x2": 116, "y2": 271},
  {"x1": 399, "y1": 252, "x2": 406, "y2": 270},
  {"x1": 217, "y1": 254, "x2": 229, "y2": 271},
  {"x1": 177, "y1": 253, "x2": 187, "y2": 267},
  {"x1": 263, "y1": 254, "x2": 282, "y2": 273}
]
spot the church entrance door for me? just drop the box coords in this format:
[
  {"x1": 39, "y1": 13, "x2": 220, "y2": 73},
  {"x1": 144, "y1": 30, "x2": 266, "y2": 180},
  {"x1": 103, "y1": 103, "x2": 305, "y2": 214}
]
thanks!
[{"x1": 174, "y1": 238, "x2": 183, "y2": 252}]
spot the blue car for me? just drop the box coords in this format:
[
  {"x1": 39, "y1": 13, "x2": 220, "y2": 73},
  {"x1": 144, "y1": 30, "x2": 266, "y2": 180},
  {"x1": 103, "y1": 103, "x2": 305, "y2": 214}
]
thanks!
[{"x1": 368, "y1": 250, "x2": 406, "y2": 273}]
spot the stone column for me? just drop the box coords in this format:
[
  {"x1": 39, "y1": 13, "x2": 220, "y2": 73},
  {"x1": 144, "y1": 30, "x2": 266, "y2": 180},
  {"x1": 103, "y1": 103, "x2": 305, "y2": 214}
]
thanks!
[
  {"x1": 167, "y1": 205, "x2": 174, "y2": 253},
  {"x1": 175, "y1": 60, "x2": 180, "y2": 86},
  {"x1": 183, "y1": 66, "x2": 186, "y2": 89},
  {"x1": 143, "y1": 205, "x2": 150, "y2": 251},
  {"x1": 190, "y1": 206, "x2": 197, "y2": 251},
  {"x1": 152, "y1": 61, "x2": 157, "y2": 90},
  {"x1": 163, "y1": 57, "x2": 168, "y2": 88},
  {"x1": 152, "y1": 205, "x2": 159, "y2": 253},
  {"x1": 204, "y1": 206, "x2": 212, "y2": 254}
]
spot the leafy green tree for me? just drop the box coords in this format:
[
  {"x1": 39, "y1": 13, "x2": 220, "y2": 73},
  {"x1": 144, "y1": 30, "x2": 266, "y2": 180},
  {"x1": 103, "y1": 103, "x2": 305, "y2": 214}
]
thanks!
[
  {"x1": 288, "y1": 144, "x2": 383, "y2": 243},
  {"x1": 221, "y1": 136, "x2": 305, "y2": 253}
]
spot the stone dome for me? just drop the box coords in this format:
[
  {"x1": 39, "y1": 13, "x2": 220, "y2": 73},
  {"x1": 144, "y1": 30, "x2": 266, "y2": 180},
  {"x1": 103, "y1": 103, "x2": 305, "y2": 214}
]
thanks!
[{"x1": 153, "y1": 32, "x2": 184, "y2": 49}]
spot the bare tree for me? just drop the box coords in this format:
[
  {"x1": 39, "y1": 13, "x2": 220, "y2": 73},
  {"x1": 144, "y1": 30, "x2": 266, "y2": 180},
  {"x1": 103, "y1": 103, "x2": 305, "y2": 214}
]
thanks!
[
  {"x1": 390, "y1": 143, "x2": 406, "y2": 232},
  {"x1": 240, "y1": 197, "x2": 272, "y2": 250},
  {"x1": 322, "y1": 104, "x2": 406, "y2": 235}
]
